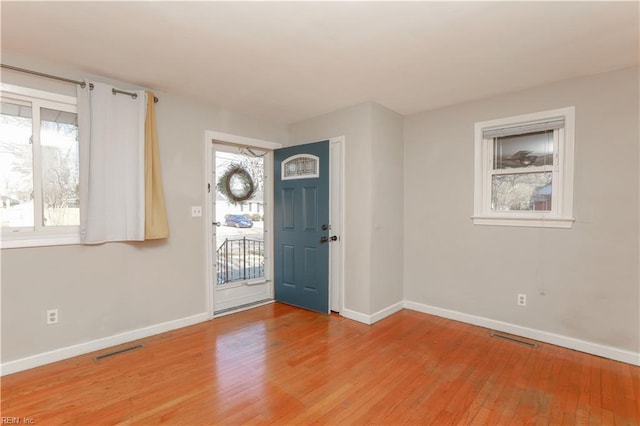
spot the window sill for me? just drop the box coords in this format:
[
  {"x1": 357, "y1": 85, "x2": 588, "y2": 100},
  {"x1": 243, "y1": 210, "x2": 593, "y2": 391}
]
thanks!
[
  {"x1": 1, "y1": 234, "x2": 81, "y2": 249},
  {"x1": 471, "y1": 216, "x2": 575, "y2": 229}
]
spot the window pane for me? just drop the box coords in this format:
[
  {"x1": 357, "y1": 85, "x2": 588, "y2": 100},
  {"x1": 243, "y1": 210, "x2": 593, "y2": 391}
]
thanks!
[
  {"x1": 492, "y1": 172, "x2": 552, "y2": 211},
  {"x1": 40, "y1": 108, "x2": 79, "y2": 226},
  {"x1": 493, "y1": 130, "x2": 553, "y2": 170},
  {"x1": 284, "y1": 156, "x2": 318, "y2": 178},
  {"x1": 0, "y1": 100, "x2": 34, "y2": 228},
  {"x1": 215, "y1": 151, "x2": 265, "y2": 285}
]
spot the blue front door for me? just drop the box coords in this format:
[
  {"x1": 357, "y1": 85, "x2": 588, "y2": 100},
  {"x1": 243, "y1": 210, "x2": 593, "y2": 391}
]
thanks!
[{"x1": 274, "y1": 141, "x2": 329, "y2": 314}]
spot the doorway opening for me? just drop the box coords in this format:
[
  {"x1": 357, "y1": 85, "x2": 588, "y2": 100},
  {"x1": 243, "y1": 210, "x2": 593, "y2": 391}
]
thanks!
[
  {"x1": 204, "y1": 132, "x2": 344, "y2": 318},
  {"x1": 215, "y1": 148, "x2": 266, "y2": 286},
  {"x1": 205, "y1": 131, "x2": 281, "y2": 318},
  {"x1": 211, "y1": 143, "x2": 273, "y2": 315}
]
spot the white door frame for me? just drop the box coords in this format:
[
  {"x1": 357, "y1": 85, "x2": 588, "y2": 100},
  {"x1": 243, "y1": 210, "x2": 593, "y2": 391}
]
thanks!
[
  {"x1": 329, "y1": 136, "x2": 345, "y2": 313},
  {"x1": 204, "y1": 130, "x2": 282, "y2": 319},
  {"x1": 204, "y1": 131, "x2": 345, "y2": 318}
]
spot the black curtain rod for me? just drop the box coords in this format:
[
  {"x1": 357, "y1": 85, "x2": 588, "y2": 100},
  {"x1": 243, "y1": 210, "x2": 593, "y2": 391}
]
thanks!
[{"x1": 1, "y1": 63, "x2": 159, "y2": 103}]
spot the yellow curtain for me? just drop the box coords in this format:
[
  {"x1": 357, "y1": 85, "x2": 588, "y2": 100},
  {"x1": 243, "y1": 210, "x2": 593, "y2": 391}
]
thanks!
[{"x1": 144, "y1": 92, "x2": 169, "y2": 239}]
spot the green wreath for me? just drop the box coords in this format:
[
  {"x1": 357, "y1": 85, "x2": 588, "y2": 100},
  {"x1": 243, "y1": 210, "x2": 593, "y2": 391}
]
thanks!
[{"x1": 217, "y1": 164, "x2": 256, "y2": 205}]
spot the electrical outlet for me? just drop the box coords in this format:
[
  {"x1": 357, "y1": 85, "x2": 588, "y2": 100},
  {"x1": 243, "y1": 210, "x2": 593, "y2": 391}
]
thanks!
[
  {"x1": 47, "y1": 309, "x2": 58, "y2": 325},
  {"x1": 191, "y1": 206, "x2": 203, "y2": 217},
  {"x1": 517, "y1": 294, "x2": 527, "y2": 307}
]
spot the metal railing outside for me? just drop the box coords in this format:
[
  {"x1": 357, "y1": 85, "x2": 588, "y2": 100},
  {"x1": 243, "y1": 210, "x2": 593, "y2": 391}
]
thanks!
[{"x1": 216, "y1": 237, "x2": 265, "y2": 284}]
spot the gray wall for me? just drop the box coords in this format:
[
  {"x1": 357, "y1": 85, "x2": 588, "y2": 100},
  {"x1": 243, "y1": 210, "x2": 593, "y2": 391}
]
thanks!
[
  {"x1": 2, "y1": 53, "x2": 637, "y2": 365},
  {"x1": 404, "y1": 67, "x2": 639, "y2": 352},
  {"x1": 289, "y1": 102, "x2": 404, "y2": 316},
  {"x1": 1, "y1": 56, "x2": 288, "y2": 362},
  {"x1": 370, "y1": 104, "x2": 404, "y2": 313}
]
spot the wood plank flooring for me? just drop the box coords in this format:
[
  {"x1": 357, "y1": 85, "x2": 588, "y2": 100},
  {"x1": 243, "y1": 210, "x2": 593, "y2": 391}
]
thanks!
[{"x1": 2, "y1": 303, "x2": 639, "y2": 425}]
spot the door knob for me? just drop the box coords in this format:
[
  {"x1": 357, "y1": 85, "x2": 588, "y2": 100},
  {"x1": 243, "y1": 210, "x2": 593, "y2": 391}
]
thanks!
[
  {"x1": 330, "y1": 235, "x2": 338, "y2": 242},
  {"x1": 320, "y1": 236, "x2": 328, "y2": 243},
  {"x1": 321, "y1": 224, "x2": 329, "y2": 231},
  {"x1": 213, "y1": 221, "x2": 221, "y2": 227}
]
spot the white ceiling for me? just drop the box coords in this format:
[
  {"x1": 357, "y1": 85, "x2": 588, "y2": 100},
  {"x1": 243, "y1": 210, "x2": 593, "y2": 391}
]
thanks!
[{"x1": 1, "y1": 1, "x2": 638, "y2": 125}]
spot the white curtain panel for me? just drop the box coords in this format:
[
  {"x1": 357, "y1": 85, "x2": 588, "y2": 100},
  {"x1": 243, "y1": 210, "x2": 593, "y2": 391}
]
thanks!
[{"x1": 79, "y1": 82, "x2": 146, "y2": 244}]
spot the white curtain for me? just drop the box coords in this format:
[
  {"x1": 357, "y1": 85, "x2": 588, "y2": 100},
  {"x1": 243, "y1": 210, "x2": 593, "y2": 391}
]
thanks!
[{"x1": 78, "y1": 82, "x2": 146, "y2": 244}]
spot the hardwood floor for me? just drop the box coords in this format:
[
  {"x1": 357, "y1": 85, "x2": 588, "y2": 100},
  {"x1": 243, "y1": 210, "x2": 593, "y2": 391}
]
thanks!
[{"x1": 2, "y1": 303, "x2": 639, "y2": 425}]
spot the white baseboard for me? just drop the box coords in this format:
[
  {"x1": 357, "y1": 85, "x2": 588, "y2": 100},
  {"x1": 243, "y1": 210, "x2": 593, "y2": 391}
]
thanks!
[
  {"x1": 1, "y1": 312, "x2": 209, "y2": 376},
  {"x1": 341, "y1": 301, "x2": 404, "y2": 325},
  {"x1": 370, "y1": 301, "x2": 404, "y2": 324},
  {"x1": 5, "y1": 302, "x2": 636, "y2": 375},
  {"x1": 341, "y1": 308, "x2": 371, "y2": 324},
  {"x1": 404, "y1": 301, "x2": 640, "y2": 366}
]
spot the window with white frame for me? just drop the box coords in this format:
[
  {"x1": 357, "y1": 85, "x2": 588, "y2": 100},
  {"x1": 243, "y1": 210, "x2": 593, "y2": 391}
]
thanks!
[
  {"x1": 473, "y1": 107, "x2": 575, "y2": 228},
  {"x1": 0, "y1": 84, "x2": 80, "y2": 247}
]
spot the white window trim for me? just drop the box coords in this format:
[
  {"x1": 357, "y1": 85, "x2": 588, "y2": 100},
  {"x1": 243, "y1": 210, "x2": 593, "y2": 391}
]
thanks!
[
  {"x1": 1, "y1": 83, "x2": 76, "y2": 108},
  {"x1": 472, "y1": 107, "x2": 575, "y2": 229},
  {"x1": 1, "y1": 231, "x2": 80, "y2": 249},
  {"x1": 1, "y1": 83, "x2": 80, "y2": 249}
]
